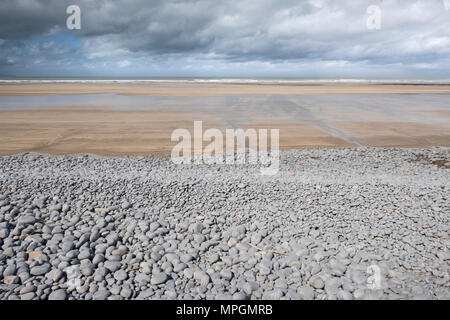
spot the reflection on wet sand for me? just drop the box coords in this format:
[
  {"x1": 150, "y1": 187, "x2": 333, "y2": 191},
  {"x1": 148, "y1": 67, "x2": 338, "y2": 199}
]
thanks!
[{"x1": 0, "y1": 84, "x2": 449, "y2": 155}]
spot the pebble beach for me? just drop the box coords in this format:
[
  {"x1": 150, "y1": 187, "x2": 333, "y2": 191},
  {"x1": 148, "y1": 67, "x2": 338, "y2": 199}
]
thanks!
[{"x1": 0, "y1": 147, "x2": 448, "y2": 300}]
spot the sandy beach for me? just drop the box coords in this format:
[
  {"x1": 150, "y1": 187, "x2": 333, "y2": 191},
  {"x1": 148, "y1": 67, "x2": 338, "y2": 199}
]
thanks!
[
  {"x1": 2, "y1": 82, "x2": 450, "y2": 96},
  {"x1": 0, "y1": 83, "x2": 449, "y2": 156}
]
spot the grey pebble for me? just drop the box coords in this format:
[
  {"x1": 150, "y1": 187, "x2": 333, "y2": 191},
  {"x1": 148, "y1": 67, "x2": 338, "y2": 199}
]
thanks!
[{"x1": 48, "y1": 289, "x2": 67, "y2": 300}]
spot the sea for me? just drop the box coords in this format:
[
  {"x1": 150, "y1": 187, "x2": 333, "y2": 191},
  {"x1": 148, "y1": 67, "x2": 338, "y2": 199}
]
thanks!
[{"x1": 1, "y1": 77, "x2": 450, "y2": 85}]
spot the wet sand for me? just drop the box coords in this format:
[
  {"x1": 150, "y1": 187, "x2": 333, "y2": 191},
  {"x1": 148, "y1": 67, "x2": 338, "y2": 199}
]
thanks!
[
  {"x1": 0, "y1": 108, "x2": 222, "y2": 156},
  {"x1": 2, "y1": 83, "x2": 450, "y2": 96},
  {"x1": 0, "y1": 83, "x2": 449, "y2": 156}
]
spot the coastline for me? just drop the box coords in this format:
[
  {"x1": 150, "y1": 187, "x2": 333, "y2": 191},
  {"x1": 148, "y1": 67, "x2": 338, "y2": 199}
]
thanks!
[
  {"x1": 2, "y1": 83, "x2": 450, "y2": 97},
  {"x1": 0, "y1": 83, "x2": 449, "y2": 156}
]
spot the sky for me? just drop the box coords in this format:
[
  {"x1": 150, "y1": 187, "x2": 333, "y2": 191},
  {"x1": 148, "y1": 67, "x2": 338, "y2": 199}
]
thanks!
[{"x1": 0, "y1": 0, "x2": 449, "y2": 78}]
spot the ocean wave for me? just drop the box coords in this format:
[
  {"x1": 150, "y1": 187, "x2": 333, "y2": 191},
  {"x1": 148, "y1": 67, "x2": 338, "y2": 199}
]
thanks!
[{"x1": 1, "y1": 78, "x2": 450, "y2": 85}]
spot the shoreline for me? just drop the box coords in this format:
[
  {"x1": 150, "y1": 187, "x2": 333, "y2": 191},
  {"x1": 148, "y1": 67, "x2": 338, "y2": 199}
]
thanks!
[
  {"x1": 2, "y1": 83, "x2": 450, "y2": 96},
  {"x1": 1, "y1": 146, "x2": 449, "y2": 171},
  {"x1": 0, "y1": 83, "x2": 449, "y2": 156}
]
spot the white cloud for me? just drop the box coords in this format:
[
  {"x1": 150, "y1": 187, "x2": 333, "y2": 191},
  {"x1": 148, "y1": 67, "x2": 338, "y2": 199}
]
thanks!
[
  {"x1": 117, "y1": 60, "x2": 131, "y2": 68},
  {"x1": 1, "y1": 0, "x2": 450, "y2": 77}
]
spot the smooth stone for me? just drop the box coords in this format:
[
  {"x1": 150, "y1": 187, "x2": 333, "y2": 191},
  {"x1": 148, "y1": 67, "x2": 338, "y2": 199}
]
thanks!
[
  {"x1": 20, "y1": 285, "x2": 37, "y2": 295},
  {"x1": 113, "y1": 270, "x2": 128, "y2": 281},
  {"x1": 297, "y1": 286, "x2": 315, "y2": 300},
  {"x1": 311, "y1": 277, "x2": 325, "y2": 289},
  {"x1": 30, "y1": 264, "x2": 51, "y2": 276},
  {"x1": 93, "y1": 290, "x2": 110, "y2": 300},
  {"x1": 151, "y1": 273, "x2": 168, "y2": 285},
  {"x1": 48, "y1": 289, "x2": 67, "y2": 300},
  {"x1": 135, "y1": 273, "x2": 150, "y2": 285},
  {"x1": 21, "y1": 292, "x2": 36, "y2": 300}
]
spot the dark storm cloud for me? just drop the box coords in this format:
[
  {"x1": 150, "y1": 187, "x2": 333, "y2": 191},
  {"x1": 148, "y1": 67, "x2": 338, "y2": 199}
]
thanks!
[
  {"x1": 0, "y1": 0, "x2": 68, "y2": 39},
  {"x1": 0, "y1": 0, "x2": 449, "y2": 76}
]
